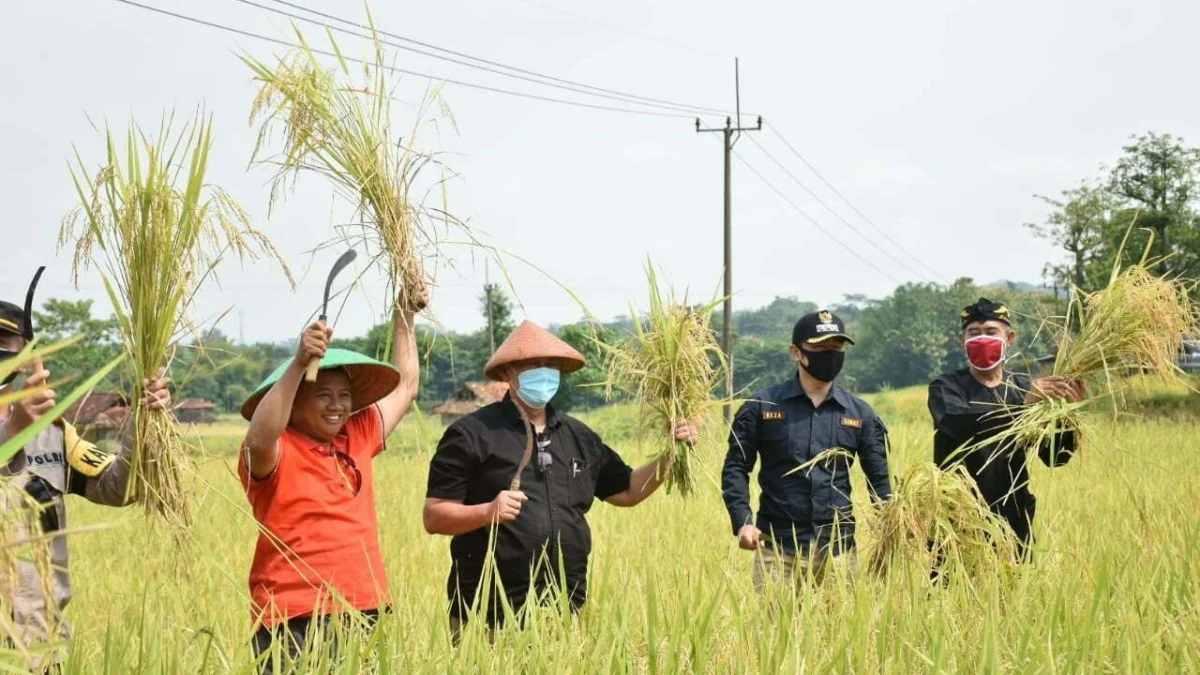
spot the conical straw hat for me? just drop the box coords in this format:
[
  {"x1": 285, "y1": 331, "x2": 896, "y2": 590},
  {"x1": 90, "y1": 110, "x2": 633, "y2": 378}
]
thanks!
[
  {"x1": 484, "y1": 321, "x2": 586, "y2": 381},
  {"x1": 240, "y1": 348, "x2": 400, "y2": 421}
]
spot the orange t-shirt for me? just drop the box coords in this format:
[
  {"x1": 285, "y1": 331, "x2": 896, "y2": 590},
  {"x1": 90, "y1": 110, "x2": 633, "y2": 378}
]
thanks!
[{"x1": 237, "y1": 405, "x2": 391, "y2": 628}]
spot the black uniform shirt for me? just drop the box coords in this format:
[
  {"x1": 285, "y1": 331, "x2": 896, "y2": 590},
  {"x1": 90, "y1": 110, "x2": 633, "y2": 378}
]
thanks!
[
  {"x1": 426, "y1": 395, "x2": 632, "y2": 624},
  {"x1": 928, "y1": 368, "x2": 1076, "y2": 544},
  {"x1": 721, "y1": 375, "x2": 892, "y2": 556}
]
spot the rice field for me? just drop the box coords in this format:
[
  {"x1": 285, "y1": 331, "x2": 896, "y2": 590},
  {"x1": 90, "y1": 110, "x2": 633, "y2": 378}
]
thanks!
[{"x1": 36, "y1": 386, "x2": 1200, "y2": 673}]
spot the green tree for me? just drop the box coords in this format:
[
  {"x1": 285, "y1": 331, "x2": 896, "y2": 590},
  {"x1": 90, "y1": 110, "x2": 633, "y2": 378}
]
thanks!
[
  {"x1": 726, "y1": 296, "x2": 817, "y2": 342},
  {"x1": 33, "y1": 299, "x2": 121, "y2": 386},
  {"x1": 1107, "y1": 132, "x2": 1200, "y2": 277},
  {"x1": 556, "y1": 323, "x2": 615, "y2": 412},
  {"x1": 1026, "y1": 182, "x2": 1112, "y2": 290},
  {"x1": 731, "y1": 337, "x2": 794, "y2": 395}
]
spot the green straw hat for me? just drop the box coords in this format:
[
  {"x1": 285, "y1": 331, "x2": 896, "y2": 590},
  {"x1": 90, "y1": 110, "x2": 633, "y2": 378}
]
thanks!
[{"x1": 240, "y1": 348, "x2": 401, "y2": 421}]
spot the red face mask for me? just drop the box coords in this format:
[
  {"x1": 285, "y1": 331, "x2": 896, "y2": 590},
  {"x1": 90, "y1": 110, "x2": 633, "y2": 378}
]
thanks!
[{"x1": 965, "y1": 335, "x2": 1006, "y2": 371}]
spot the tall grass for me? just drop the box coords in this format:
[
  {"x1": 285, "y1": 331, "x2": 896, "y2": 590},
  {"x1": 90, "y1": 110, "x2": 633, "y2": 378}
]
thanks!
[
  {"x1": 6, "y1": 388, "x2": 1198, "y2": 672},
  {"x1": 60, "y1": 113, "x2": 292, "y2": 527}
]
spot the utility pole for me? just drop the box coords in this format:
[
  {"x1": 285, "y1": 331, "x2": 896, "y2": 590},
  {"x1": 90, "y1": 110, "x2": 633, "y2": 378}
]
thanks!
[
  {"x1": 696, "y1": 57, "x2": 762, "y2": 422},
  {"x1": 486, "y1": 260, "x2": 496, "y2": 354}
]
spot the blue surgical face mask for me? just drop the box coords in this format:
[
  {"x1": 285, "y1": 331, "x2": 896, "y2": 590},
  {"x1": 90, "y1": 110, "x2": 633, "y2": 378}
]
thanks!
[{"x1": 516, "y1": 367, "x2": 560, "y2": 409}]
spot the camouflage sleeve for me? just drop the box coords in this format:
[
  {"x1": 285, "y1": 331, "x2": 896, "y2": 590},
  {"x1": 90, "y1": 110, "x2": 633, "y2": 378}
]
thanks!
[{"x1": 63, "y1": 421, "x2": 136, "y2": 507}]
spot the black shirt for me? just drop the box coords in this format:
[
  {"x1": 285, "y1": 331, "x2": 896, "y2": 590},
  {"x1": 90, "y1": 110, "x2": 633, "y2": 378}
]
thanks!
[
  {"x1": 928, "y1": 369, "x2": 1076, "y2": 545},
  {"x1": 722, "y1": 375, "x2": 892, "y2": 556},
  {"x1": 425, "y1": 395, "x2": 632, "y2": 624}
]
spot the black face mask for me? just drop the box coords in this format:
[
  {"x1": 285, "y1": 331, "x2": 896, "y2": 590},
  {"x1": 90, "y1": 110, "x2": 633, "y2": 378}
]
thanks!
[{"x1": 800, "y1": 347, "x2": 845, "y2": 383}]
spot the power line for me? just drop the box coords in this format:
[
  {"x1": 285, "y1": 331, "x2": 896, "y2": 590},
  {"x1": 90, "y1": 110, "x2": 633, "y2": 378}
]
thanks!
[
  {"x1": 745, "y1": 133, "x2": 935, "y2": 283},
  {"x1": 733, "y1": 151, "x2": 903, "y2": 285},
  {"x1": 510, "y1": 0, "x2": 732, "y2": 60},
  {"x1": 765, "y1": 121, "x2": 947, "y2": 282},
  {"x1": 108, "y1": 0, "x2": 701, "y2": 120},
  {"x1": 246, "y1": 0, "x2": 739, "y2": 118}
]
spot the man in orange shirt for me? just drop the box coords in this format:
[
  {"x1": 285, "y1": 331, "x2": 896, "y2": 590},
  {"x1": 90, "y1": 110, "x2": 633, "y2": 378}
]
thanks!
[{"x1": 237, "y1": 286, "x2": 424, "y2": 672}]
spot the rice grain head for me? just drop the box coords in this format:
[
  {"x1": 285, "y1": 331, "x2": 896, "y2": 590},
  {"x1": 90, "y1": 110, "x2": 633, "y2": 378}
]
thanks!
[
  {"x1": 602, "y1": 261, "x2": 728, "y2": 496},
  {"x1": 60, "y1": 112, "x2": 293, "y2": 528},
  {"x1": 243, "y1": 14, "x2": 463, "y2": 317}
]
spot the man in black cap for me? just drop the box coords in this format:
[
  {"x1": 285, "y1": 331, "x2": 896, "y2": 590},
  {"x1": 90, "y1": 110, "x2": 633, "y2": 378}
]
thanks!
[
  {"x1": 928, "y1": 298, "x2": 1083, "y2": 560},
  {"x1": 722, "y1": 310, "x2": 892, "y2": 590},
  {"x1": 0, "y1": 296, "x2": 171, "y2": 670}
]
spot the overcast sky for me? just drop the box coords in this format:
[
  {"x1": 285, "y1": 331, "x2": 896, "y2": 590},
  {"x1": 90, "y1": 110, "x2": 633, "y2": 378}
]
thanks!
[{"x1": 4, "y1": 0, "x2": 1198, "y2": 344}]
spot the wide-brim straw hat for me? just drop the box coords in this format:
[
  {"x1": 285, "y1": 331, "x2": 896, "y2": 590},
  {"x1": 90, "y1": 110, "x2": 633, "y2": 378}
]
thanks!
[
  {"x1": 240, "y1": 348, "x2": 401, "y2": 421},
  {"x1": 483, "y1": 320, "x2": 586, "y2": 381}
]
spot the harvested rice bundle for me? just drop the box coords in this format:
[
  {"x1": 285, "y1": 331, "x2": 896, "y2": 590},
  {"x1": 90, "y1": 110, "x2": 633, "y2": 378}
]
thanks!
[
  {"x1": 602, "y1": 262, "x2": 726, "y2": 496},
  {"x1": 864, "y1": 462, "x2": 1019, "y2": 579},
  {"x1": 985, "y1": 240, "x2": 1197, "y2": 454},
  {"x1": 61, "y1": 114, "x2": 293, "y2": 526},
  {"x1": 244, "y1": 15, "x2": 454, "y2": 316}
]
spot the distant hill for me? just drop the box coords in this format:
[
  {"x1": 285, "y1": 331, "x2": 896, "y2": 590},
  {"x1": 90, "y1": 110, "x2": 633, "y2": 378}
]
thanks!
[{"x1": 981, "y1": 280, "x2": 1049, "y2": 294}]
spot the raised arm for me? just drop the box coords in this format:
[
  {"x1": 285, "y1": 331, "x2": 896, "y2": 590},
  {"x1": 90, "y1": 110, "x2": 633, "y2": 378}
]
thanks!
[
  {"x1": 242, "y1": 322, "x2": 328, "y2": 479},
  {"x1": 376, "y1": 303, "x2": 421, "y2": 439}
]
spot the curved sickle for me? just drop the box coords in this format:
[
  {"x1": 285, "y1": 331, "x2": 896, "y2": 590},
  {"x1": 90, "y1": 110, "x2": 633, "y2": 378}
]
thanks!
[{"x1": 22, "y1": 266, "x2": 46, "y2": 342}]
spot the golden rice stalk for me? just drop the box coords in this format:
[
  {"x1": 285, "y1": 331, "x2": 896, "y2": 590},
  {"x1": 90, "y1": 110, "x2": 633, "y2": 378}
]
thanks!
[
  {"x1": 602, "y1": 261, "x2": 727, "y2": 496},
  {"x1": 979, "y1": 233, "x2": 1198, "y2": 456},
  {"x1": 243, "y1": 13, "x2": 457, "y2": 315},
  {"x1": 863, "y1": 463, "x2": 1019, "y2": 580},
  {"x1": 60, "y1": 112, "x2": 294, "y2": 527},
  {"x1": 0, "y1": 481, "x2": 58, "y2": 654}
]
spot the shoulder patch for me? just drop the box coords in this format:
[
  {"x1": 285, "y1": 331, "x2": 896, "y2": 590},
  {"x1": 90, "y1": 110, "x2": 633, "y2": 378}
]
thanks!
[
  {"x1": 840, "y1": 416, "x2": 863, "y2": 429},
  {"x1": 762, "y1": 410, "x2": 785, "y2": 421},
  {"x1": 60, "y1": 421, "x2": 116, "y2": 478}
]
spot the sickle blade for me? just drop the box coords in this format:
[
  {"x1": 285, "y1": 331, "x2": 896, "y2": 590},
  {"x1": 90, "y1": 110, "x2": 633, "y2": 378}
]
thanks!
[
  {"x1": 22, "y1": 266, "x2": 46, "y2": 342},
  {"x1": 321, "y1": 249, "x2": 358, "y2": 318}
]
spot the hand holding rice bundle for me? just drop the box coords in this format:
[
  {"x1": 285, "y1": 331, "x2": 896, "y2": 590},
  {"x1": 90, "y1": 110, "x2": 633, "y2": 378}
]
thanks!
[
  {"x1": 243, "y1": 17, "x2": 453, "y2": 319},
  {"x1": 60, "y1": 114, "x2": 293, "y2": 526},
  {"x1": 984, "y1": 239, "x2": 1198, "y2": 455},
  {"x1": 602, "y1": 262, "x2": 725, "y2": 496}
]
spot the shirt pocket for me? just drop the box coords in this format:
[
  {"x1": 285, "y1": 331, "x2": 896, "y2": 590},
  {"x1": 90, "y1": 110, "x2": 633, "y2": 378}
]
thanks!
[
  {"x1": 759, "y1": 420, "x2": 792, "y2": 464},
  {"x1": 567, "y1": 458, "x2": 596, "y2": 508},
  {"x1": 833, "y1": 424, "x2": 862, "y2": 454}
]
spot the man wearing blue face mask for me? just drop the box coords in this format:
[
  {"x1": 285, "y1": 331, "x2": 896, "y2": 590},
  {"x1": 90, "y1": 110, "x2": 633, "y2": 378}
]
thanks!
[{"x1": 423, "y1": 320, "x2": 696, "y2": 635}]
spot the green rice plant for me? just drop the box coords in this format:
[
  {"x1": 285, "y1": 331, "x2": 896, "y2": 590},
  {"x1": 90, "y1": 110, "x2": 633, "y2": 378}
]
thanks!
[
  {"x1": 864, "y1": 462, "x2": 1020, "y2": 581},
  {"x1": 60, "y1": 113, "x2": 293, "y2": 527},
  {"x1": 39, "y1": 395, "x2": 1200, "y2": 672},
  {"x1": 243, "y1": 11, "x2": 459, "y2": 316},
  {"x1": 601, "y1": 261, "x2": 727, "y2": 496},
  {"x1": 1, "y1": 343, "x2": 124, "y2": 670}
]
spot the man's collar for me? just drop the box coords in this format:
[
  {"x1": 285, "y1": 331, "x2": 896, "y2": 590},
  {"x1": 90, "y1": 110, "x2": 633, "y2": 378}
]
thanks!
[
  {"x1": 779, "y1": 374, "x2": 805, "y2": 400},
  {"x1": 285, "y1": 424, "x2": 346, "y2": 452},
  {"x1": 828, "y1": 386, "x2": 852, "y2": 409},
  {"x1": 500, "y1": 393, "x2": 561, "y2": 429},
  {"x1": 779, "y1": 373, "x2": 849, "y2": 409}
]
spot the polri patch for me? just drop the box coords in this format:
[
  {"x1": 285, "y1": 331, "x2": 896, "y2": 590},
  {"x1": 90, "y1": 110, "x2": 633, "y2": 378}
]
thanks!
[
  {"x1": 762, "y1": 411, "x2": 785, "y2": 421},
  {"x1": 840, "y1": 417, "x2": 863, "y2": 429}
]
